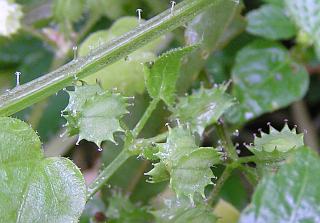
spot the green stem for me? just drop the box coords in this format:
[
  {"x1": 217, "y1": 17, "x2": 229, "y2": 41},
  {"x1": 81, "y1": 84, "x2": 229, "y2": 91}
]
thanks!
[
  {"x1": 0, "y1": 0, "x2": 216, "y2": 116},
  {"x1": 215, "y1": 123, "x2": 238, "y2": 161},
  {"x1": 144, "y1": 131, "x2": 168, "y2": 143},
  {"x1": 132, "y1": 98, "x2": 160, "y2": 138},
  {"x1": 87, "y1": 149, "x2": 131, "y2": 199},
  {"x1": 236, "y1": 155, "x2": 258, "y2": 165},
  {"x1": 207, "y1": 165, "x2": 233, "y2": 206}
]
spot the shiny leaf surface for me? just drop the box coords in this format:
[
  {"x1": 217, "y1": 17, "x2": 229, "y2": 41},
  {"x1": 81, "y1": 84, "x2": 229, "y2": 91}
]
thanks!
[
  {"x1": 0, "y1": 117, "x2": 86, "y2": 222},
  {"x1": 229, "y1": 40, "x2": 309, "y2": 123},
  {"x1": 246, "y1": 5, "x2": 296, "y2": 40},
  {"x1": 239, "y1": 148, "x2": 320, "y2": 223},
  {"x1": 144, "y1": 46, "x2": 196, "y2": 106},
  {"x1": 173, "y1": 84, "x2": 235, "y2": 135}
]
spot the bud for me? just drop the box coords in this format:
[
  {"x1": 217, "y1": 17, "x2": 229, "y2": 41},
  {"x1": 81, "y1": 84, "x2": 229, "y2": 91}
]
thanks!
[{"x1": 0, "y1": 0, "x2": 23, "y2": 37}]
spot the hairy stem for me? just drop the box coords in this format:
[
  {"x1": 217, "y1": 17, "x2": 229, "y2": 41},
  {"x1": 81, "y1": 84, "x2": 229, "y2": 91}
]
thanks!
[
  {"x1": 132, "y1": 98, "x2": 160, "y2": 138},
  {"x1": 87, "y1": 148, "x2": 131, "y2": 199},
  {"x1": 0, "y1": 0, "x2": 216, "y2": 116},
  {"x1": 215, "y1": 123, "x2": 238, "y2": 161},
  {"x1": 144, "y1": 131, "x2": 168, "y2": 143}
]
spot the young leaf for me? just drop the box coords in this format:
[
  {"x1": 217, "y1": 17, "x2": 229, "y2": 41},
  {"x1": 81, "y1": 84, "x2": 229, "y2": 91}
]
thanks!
[
  {"x1": 173, "y1": 84, "x2": 235, "y2": 135},
  {"x1": 0, "y1": 117, "x2": 86, "y2": 222},
  {"x1": 152, "y1": 196, "x2": 217, "y2": 223},
  {"x1": 144, "y1": 46, "x2": 197, "y2": 106},
  {"x1": 246, "y1": 4, "x2": 296, "y2": 40},
  {"x1": 147, "y1": 126, "x2": 221, "y2": 200},
  {"x1": 239, "y1": 148, "x2": 320, "y2": 223},
  {"x1": 247, "y1": 123, "x2": 304, "y2": 162},
  {"x1": 228, "y1": 40, "x2": 309, "y2": 123},
  {"x1": 145, "y1": 162, "x2": 170, "y2": 183},
  {"x1": 155, "y1": 126, "x2": 198, "y2": 169},
  {"x1": 63, "y1": 83, "x2": 128, "y2": 147},
  {"x1": 171, "y1": 148, "x2": 221, "y2": 198}
]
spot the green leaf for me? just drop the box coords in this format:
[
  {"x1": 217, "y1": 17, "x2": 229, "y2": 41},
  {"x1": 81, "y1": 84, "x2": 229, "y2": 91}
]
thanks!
[
  {"x1": 144, "y1": 46, "x2": 197, "y2": 106},
  {"x1": 239, "y1": 147, "x2": 320, "y2": 223},
  {"x1": 0, "y1": 117, "x2": 86, "y2": 222},
  {"x1": 173, "y1": 84, "x2": 235, "y2": 135},
  {"x1": 145, "y1": 162, "x2": 170, "y2": 183},
  {"x1": 285, "y1": 0, "x2": 320, "y2": 49},
  {"x1": 155, "y1": 126, "x2": 198, "y2": 170},
  {"x1": 53, "y1": 0, "x2": 85, "y2": 23},
  {"x1": 63, "y1": 83, "x2": 128, "y2": 147},
  {"x1": 79, "y1": 17, "x2": 164, "y2": 95},
  {"x1": 148, "y1": 126, "x2": 221, "y2": 200},
  {"x1": 247, "y1": 123, "x2": 304, "y2": 162},
  {"x1": 153, "y1": 197, "x2": 217, "y2": 223},
  {"x1": 246, "y1": 5, "x2": 296, "y2": 40},
  {"x1": 106, "y1": 192, "x2": 153, "y2": 223},
  {"x1": 171, "y1": 148, "x2": 221, "y2": 199},
  {"x1": 228, "y1": 40, "x2": 309, "y2": 123}
]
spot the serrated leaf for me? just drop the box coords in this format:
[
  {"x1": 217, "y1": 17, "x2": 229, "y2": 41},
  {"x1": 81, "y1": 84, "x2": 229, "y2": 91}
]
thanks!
[
  {"x1": 239, "y1": 147, "x2": 320, "y2": 223},
  {"x1": 79, "y1": 17, "x2": 164, "y2": 95},
  {"x1": 247, "y1": 123, "x2": 304, "y2": 162},
  {"x1": 144, "y1": 46, "x2": 197, "y2": 106},
  {"x1": 246, "y1": 5, "x2": 296, "y2": 40},
  {"x1": 228, "y1": 40, "x2": 309, "y2": 123},
  {"x1": 171, "y1": 148, "x2": 221, "y2": 199},
  {"x1": 155, "y1": 126, "x2": 198, "y2": 169},
  {"x1": 63, "y1": 83, "x2": 128, "y2": 147},
  {"x1": 173, "y1": 84, "x2": 235, "y2": 135},
  {"x1": 285, "y1": 0, "x2": 320, "y2": 49},
  {"x1": 0, "y1": 117, "x2": 86, "y2": 222},
  {"x1": 153, "y1": 197, "x2": 217, "y2": 223},
  {"x1": 145, "y1": 162, "x2": 170, "y2": 183},
  {"x1": 148, "y1": 126, "x2": 221, "y2": 201}
]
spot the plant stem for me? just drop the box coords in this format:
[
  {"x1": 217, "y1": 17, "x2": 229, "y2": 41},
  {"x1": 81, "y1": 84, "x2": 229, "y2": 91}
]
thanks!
[
  {"x1": 0, "y1": 0, "x2": 216, "y2": 116},
  {"x1": 87, "y1": 149, "x2": 131, "y2": 199},
  {"x1": 144, "y1": 131, "x2": 168, "y2": 143},
  {"x1": 215, "y1": 123, "x2": 238, "y2": 161},
  {"x1": 236, "y1": 156, "x2": 258, "y2": 165},
  {"x1": 207, "y1": 165, "x2": 233, "y2": 206},
  {"x1": 132, "y1": 98, "x2": 160, "y2": 138}
]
